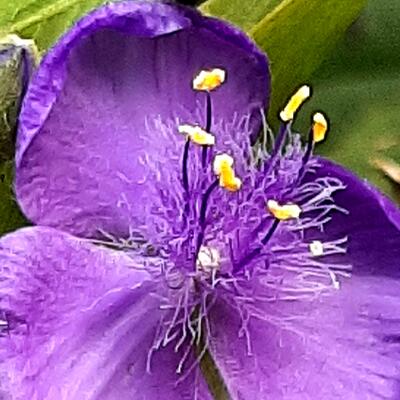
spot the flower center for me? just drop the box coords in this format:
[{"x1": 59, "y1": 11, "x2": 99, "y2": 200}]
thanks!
[
  {"x1": 176, "y1": 75, "x2": 331, "y2": 281},
  {"x1": 144, "y1": 73, "x2": 349, "y2": 377}
]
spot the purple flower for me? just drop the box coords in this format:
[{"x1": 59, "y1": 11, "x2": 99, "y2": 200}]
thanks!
[{"x1": 1, "y1": 1, "x2": 400, "y2": 399}]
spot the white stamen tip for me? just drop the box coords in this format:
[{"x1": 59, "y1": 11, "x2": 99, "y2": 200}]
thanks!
[
  {"x1": 309, "y1": 240, "x2": 324, "y2": 256},
  {"x1": 196, "y1": 246, "x2": 220, "y2": 273}
]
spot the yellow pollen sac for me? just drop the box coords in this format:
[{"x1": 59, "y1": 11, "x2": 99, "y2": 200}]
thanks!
[
  {"x1": 178, "y1": 125, "x2": 215, "y2": 146},
  {"x1": 213, "y1": 154, "x2": 242, "y2": 192},
  {"x1": 193, "y1": 68, "x2": 226, "y2": 92},
  {"x1": 309, "y1": 240, "x2": 324, "y2": 256},
  {"x1": 279, "y1": 85, "x2": 311, "y2": 122},
  {"x1": 312, "y1": 112, "x2": 329, "y2": 143},
  {"x1": 267, "y1": 200, "x2": 301, "y2": 220}
]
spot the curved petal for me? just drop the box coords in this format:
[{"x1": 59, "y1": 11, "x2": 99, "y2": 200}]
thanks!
[
  {"x1": 208, "y1": 274, "x2": 400, "y2": 399},
  {"x1": 207, "y1": 161, "x2": 400, "y2": 398},
  {"x1": 0, "y1": 227, "x2": 211, "y2": 399},
  {"x1": 306, "y1": 158, "x2": 400, "y2": 278},
  {"x1": 15, "y1": 1, "x2": 269, "y2": 238}
]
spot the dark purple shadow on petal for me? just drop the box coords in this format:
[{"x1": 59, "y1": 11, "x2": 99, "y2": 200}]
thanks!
[
  {"x1": 304, "y1": 157, "x2": 400, "y2": 278},
  {"x1": 15, "y1": 1, "x2": 269, "y2": 239}
]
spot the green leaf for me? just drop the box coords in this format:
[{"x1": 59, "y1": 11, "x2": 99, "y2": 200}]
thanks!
[
  {"x1": 0, "y1": 0, "x2": 110, "y2": 51},
  {"x1": 0, "y1": 40, "x2": 30, "y2": 234},
  {"x1": 294, "y1": 0, "x2": 400, "y2": 203},
  {"x1": 0, "y1": 161, "x2": 26, "y2": 234},
  {"x1": 200, "y1": 0, "x2": 282, "y2": 32},
  {"x1": 200, "y1": 0, "x2": 366, "y2": 123}
]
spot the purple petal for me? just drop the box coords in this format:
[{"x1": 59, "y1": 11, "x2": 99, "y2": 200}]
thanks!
[
  {"x1": 206, "y1": 159, "x2": 400, "y2": 398},
  {"x1": 307, "y1": 158, "x2": 400, "y2": 278},
  {"x1": 208, "y1": 273, "x2": 400, "y2": 399},
  {"x1": 0, "y1": 227, "x2": 210, "y2": 399},
  {"x1": 15, "y1": 1, "x2": 269, "y2": 238}
]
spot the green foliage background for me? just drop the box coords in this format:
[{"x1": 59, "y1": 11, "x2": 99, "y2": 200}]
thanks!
[{"x1": 301, "y1": 0, "x2": 400, "y2": 202}]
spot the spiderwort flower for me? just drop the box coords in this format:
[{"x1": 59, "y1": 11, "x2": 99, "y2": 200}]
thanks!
[{"x1": 1, "y1": 2, "x2": 400, "y2": 399}]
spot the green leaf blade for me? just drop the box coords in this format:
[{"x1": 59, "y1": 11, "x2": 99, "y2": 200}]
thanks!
[
  {"x1": 252, "y1": 0, "x2": 366, "y2": 120},
  {"x1": 201, "y1": 0, "x2": 366, "y2": 123},
  {"x1": 0, "y1": 0, "x2": 108, "y2": 51},
  {"x1": 200, "y1": 0, "x2": 281, "y2": 32}
]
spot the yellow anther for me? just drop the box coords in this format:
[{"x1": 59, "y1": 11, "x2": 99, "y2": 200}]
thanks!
[
  {"x1": 193, "y1": 68, "x2": 226, "y2": 92},
  {"x1": 279, "y1": 85, "x2": 311, "y2": 122},
  {"x1": 309, "y1": 240, "x2": 324, "y2": 256},
  {"x1": 178, "y1": 125, "x2": 215, "y2": 146},
  {"x1": 267, "y1": 200, "x2": 301, "y2": 220},
  {"x1": 312, "y1": 112, "x2": 328, "y2": 143},
  {"x1": 213, "y1": 154, "x2": 242, "y2": 192}
]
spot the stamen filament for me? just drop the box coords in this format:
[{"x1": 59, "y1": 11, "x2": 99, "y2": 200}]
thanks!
[
  {"x1": 205, "y1": 92, "x2": 212, "y2": 132},
  {"x1": 296, "y1": 127, "x2": 314, "y2": 182},
  {"x1": 265, "y1": 121, "x2": 291, "y2": 175},
  {"x1": 297, "y1": 112, "x2": 328, "y2": 183},
  {"x1": 195, "y1": 179, "x2": 219, "y2": 261},
  {"x1": 233, "y1": 219, "x2": 280, "y2": 273},
  {"x1": 261, "y1": 218, "x2": 280, "y2": 245},
  {"x1": 199, "y1": 179, "x2": 219, "y2": 227},
  {"x1": 182, "y1": 138, "x2": 191, "y2": 192},
  {"x1": 202, "y1": 92, "x2": 213, "y2": 168}
]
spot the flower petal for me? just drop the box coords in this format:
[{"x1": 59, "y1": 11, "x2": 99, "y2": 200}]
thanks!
[
  {"x1": 207, "y1": 160, "x2": 400, "y2": 399},
  {"x1": 307, "y1": 158, "x2": 400, "y2": 277},
  {"x1": 0, "y1": 227, "x2": 210, "y2": 399},
  {"x1": 16, "y1": 1, "x2": 269, "y2": 238},
  {"x1": 208, "y1": 273, "x2": 400, "y2": 399}
]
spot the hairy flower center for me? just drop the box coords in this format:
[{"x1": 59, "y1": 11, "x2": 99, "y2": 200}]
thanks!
[{"x1": 142, "y1": 71, "x2": 350, "y2": 377}]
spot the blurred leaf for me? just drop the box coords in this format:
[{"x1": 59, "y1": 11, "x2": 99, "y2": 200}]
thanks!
[
  {"x1": 200, "y1": 0, "x2": 281, "y2": 32},
  {"x1": 0, "y1": 0, "x2": 109, "y2": 51},
  {"x1": 373, "y1": 158, "x2": 400, "y2": 185},
  {"x1": 252, "y1": 0, "x2": 366, "y2": 122},
  {"x1": 297, "y1": 72, "x2": 400, "y2": 202},
  {"x1": 295, "y1": 0, "x2": 400, "y2": 203},
  {"x1": 201, "y1": 0, "x2": 366, "y2": 123},
  {"x1": 0, "y1": 162, "x2": 26, "y2": 234},
  {"x1": 0, "y1": 40, "x2": 31, "y2": 234}
]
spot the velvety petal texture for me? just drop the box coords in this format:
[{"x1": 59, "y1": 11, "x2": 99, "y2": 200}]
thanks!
[
  {"x1": 208, "y1": 275, "x2": 400, "y2": 400},
  {"x1": 15, "y1": 0, "x2": 269, "y2": 239},
  {"x1": 207, "y1": 158, "x2": 400, "y2": 399},
  {"x1": 308, "y1": 158, "x2": 400, "y2": 277},
  {"x1": 0, "y1": 227, "x2": 210, "y2": 400}
]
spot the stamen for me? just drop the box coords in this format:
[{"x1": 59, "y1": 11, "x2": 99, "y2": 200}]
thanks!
[
  {"x1": 235, "y1": 201, "x2": 301, "y2": 273},
  {"x1": 279, "y1": 85, "x2": 311, "y2": 122},
  {"x1": 309, "y1": 240, "x2": 324, "y2": 256},
  {"x1": 196, "y1": 246, "x2": 220, "y2": 273},
  {"x1": 312, "y1": 112, "x2": 328, "y2": 143},
  {"x1": 178, "y1": 125, "x2": 215, "y2": 146},
  {"x1": 179, "y1": 125, "x2": 215, "y2": 191},
  {"x1": 266, "y1": 85, "x2": 311, "y2": 174},
  {"x1": 267, "y1": 200, "x2": 302, "y2": 220},
  {"x1": 297, "y1": 111, "x2": 329, "y2": 183},
  {"x1": 193, "y1": 68, "x2": 226, "y2": 92},
  {"x1": 213, "y1": 154, "x2": 242, "y2": 192}
]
